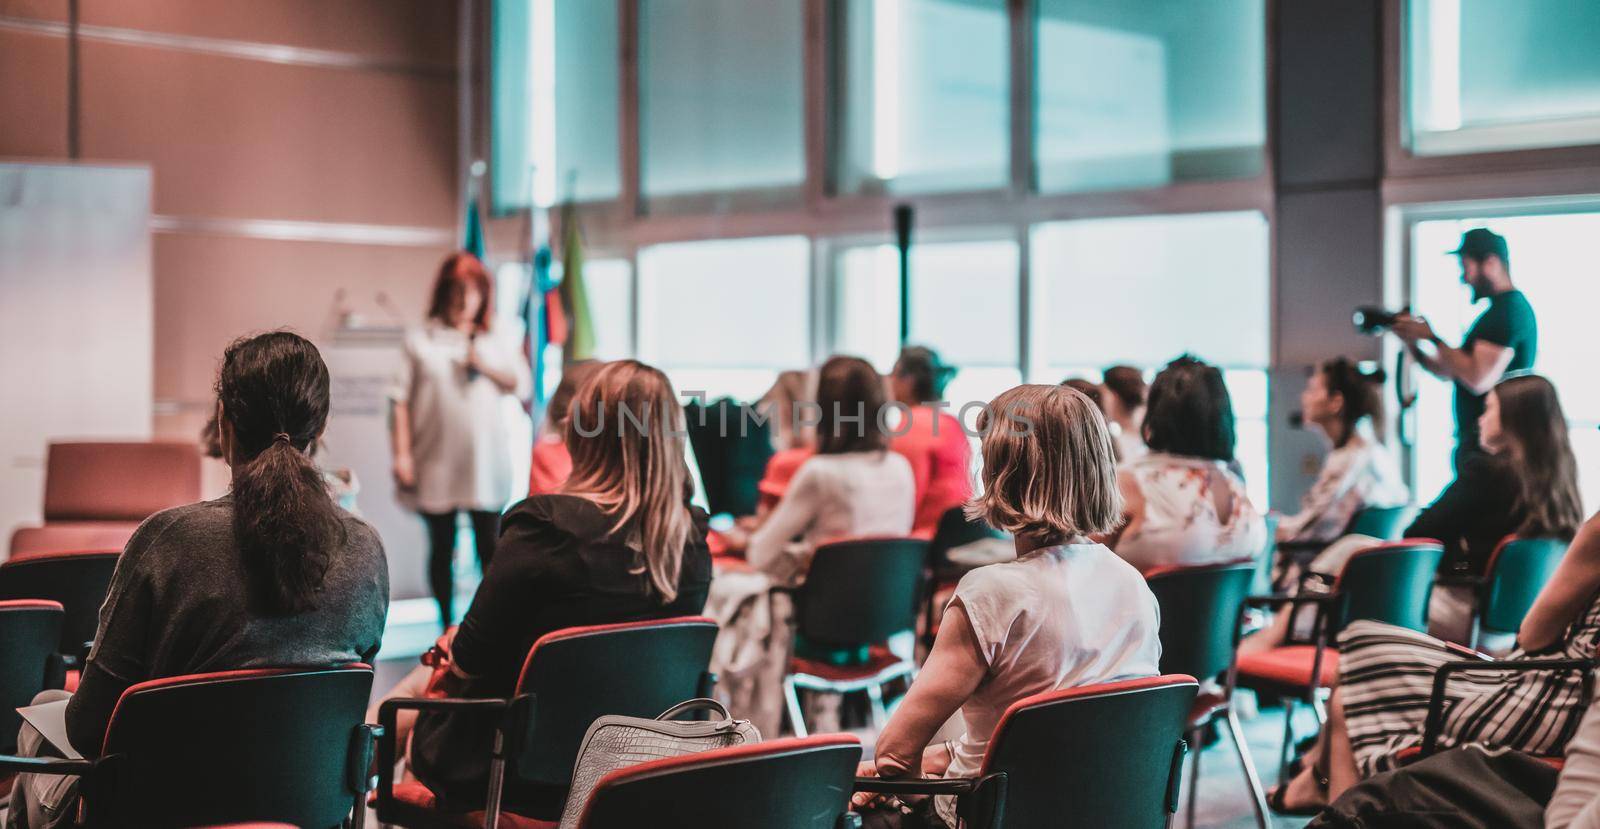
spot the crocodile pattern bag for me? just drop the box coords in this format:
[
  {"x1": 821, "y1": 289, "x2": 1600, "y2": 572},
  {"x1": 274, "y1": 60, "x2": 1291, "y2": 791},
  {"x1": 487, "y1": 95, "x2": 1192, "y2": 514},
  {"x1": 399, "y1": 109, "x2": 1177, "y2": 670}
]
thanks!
[{"x1": 557, "y1": 698, "x2": 760, "y2": 828}]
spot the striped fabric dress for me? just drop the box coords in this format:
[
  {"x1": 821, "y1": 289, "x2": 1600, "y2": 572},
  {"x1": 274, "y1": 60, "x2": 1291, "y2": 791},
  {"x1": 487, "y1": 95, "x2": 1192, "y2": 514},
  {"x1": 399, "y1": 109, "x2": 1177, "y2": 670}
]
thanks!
[{"x1": 1338, "y1": 595, "x2": 1600, "y2": 777}]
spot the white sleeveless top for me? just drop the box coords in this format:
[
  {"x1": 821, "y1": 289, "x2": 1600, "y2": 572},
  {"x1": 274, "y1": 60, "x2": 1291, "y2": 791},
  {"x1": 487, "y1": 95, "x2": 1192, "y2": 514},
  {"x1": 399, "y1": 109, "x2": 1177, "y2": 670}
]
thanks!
[{"x1": 936, "y1": 543, "x2": 1162, "y2": 826}]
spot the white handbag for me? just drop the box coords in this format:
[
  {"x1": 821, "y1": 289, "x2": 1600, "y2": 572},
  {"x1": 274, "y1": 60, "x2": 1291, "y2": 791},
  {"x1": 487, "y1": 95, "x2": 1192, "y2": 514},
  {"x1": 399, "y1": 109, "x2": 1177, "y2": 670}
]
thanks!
[{"x1": 557, "y1": 698, "x2": 761, "y2": 828}]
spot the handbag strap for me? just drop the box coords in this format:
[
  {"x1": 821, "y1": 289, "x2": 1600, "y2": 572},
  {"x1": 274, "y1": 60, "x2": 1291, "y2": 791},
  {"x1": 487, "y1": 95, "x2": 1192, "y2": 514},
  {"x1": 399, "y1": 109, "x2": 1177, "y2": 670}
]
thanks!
[{"x1": 656, "y1": 698, "x2": 731, "y2": 723}]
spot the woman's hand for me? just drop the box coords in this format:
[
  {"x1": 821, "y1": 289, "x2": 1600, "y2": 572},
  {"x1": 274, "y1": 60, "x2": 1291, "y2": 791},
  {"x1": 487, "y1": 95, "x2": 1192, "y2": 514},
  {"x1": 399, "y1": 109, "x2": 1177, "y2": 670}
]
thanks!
[
  {"x1": 851, "y1": 756, "x2": 921, "y2": 811},
  {"x1": 393, "y1": 453, "x2": 417, "y2": 489}
]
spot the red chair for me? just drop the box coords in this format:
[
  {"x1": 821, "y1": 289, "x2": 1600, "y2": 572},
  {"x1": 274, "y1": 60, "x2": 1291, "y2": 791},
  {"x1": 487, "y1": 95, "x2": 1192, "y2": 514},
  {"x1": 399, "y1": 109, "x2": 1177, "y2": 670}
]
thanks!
[
  {"x1": 1145, "y1": 561, "x2": 1267, "y2": 828},
  {"x1": 9, "y1": 441, "x2": 200, "y2": 557},
  {"x1": 853, "y1": 675, "x2": 1198, "y2": 828},
  {"x1": 0, "y1": 600, "x2": 65, "y2": 756},
  {"x1": 0, "y1": 551, "x2": 120, "y2": 679},
  {"x1": 1236, "y1": 539, "x2": 1445, "y2": 780},
  {"x1": 0, "y1": 666, "x2": 378, "y2": 828},
  {"x1": 374, "y1": 617, "x2": 719, "y2": 828},
  {"x1": 781, "y1": 538, "x2": 928, "y2": 737},
  {"x1": 569, "y1": 735, "x2": 862, "y2": 828}
]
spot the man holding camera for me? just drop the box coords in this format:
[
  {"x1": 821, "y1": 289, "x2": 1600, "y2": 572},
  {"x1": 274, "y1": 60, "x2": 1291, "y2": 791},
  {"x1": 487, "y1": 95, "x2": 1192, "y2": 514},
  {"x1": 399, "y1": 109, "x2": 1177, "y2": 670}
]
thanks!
[{"x1": 1390, "y1": 228, "x2": 1537, "y2": 472}]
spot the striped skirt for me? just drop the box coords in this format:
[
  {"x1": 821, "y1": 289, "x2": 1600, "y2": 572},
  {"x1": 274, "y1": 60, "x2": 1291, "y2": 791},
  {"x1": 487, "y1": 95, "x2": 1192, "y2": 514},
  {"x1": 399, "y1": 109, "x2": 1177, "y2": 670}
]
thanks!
[{"x1": 1337, "y1": 619, "x2": 1593, "y2": 778}]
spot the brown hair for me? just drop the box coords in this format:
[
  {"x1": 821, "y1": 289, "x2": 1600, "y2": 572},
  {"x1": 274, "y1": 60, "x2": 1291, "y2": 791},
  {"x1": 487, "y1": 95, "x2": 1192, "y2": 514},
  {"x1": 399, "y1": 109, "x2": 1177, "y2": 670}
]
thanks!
[
  {"x1": 1102, "y1": 365, "x2": 1147, "y2": 412},
  {"x1": 892, "y1": 345, "x2": 957, "y2": 403},
  {"x1": 815, "y1": 355, "x2": 890, "y2": 455},
  {"x1": 1493, "y1": 375, "x2": 1583, "y2": 541},
  {"x1": 1144, "y1": 355, "x2": 1236, "y2": 462},
  {"x1": 216, "y1": 331, "x2": 344, "y2": 615},
  {"x1": 1317, "y1": 357, "x2": 1386, "y2": 448},
  {"x1": 426, "y1": 251, "x2": 494, "y2": 333},
  {"x1": 1060, "y1": 378, "x2": 1103, "y2": 408},
  {"x1": 562, "y1": 360, "x2": 695, "y2": 602},
  {"x1": 968, "y1": 384, "x2": 1122, "y2": 543}
]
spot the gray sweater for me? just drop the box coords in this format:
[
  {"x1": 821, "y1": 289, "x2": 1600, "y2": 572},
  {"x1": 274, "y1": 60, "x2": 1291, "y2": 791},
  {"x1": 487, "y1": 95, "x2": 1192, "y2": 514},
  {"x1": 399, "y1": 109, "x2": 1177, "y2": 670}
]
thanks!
[{"x1": 64, "y1": 496, "x2": 389, "y2": 756}]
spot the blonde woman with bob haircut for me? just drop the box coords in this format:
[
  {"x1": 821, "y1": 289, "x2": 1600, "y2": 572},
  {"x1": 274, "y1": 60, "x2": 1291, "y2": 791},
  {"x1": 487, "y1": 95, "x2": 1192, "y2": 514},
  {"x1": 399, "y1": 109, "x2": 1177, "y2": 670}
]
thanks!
[
  {"x1": 382, "y1": 360, "x2": 714, "y2": 816},
  {"x1": 853, "y1": 384, "x2": 1162, "y2": 829}
]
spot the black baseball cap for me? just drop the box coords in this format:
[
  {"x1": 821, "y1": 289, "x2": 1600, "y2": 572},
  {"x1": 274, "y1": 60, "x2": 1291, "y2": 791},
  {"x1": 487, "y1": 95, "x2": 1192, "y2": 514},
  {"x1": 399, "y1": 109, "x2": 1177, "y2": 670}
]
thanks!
[{"x1": 1449, "y1": 228, "x2": 1509, "y2": 262}]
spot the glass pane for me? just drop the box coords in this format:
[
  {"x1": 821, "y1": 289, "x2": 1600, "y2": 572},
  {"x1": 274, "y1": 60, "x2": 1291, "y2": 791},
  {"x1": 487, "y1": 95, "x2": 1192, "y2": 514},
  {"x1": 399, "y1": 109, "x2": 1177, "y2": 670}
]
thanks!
[
  {"x1": 492, "y1": 0, "x2": 620, "y2": 210},
  {"x1": 638, "y1": 0, "x2": 805, "y2": 204},
  {"x1": 1409, "y1": 211, "x2": 1600, "y2": 511},
  {"x1": 1029, "y1": 211, "x2": 1270, "y2": 368},
  {"x1": 1034, "y1": 0, "x2": 1265, "y2": 193},
  {"x1": 836, "y1": 0, "x2": 1009, "y2": 195},
  {"x1": 583, "y1": 258, "x2": 633, "y2": 360},
  {"x1": 833, "y1": 246, "x2": 903, "y2": 373},
  {"x1": 1407, "y1": 0, "x2": 1600, "y2": 155},
  {"x1": 637, "y1": 236, "x2": 812, "y2": 399}
]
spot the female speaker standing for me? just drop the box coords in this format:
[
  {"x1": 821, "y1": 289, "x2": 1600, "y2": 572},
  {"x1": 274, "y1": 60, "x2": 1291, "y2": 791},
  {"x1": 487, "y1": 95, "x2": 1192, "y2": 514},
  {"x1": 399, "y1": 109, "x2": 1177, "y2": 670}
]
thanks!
[{"x1": 391, "y1": 251, "x2": 530, "y2": 627}]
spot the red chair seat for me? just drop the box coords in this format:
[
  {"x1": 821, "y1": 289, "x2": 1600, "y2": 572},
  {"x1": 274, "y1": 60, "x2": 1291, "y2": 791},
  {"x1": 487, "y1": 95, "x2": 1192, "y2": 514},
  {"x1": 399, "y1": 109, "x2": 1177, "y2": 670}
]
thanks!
[
  {"x1": 1186, "y1": 691, "x2": 1229, "y2": 729},
  {"x1": 1236, "y1": 646, "x2": 1340, "y2": 689},
  {"x1": 790, "y1": 645, "x2": 907, "y2": 682},
  {"x1": 373, "y1": 781, "x2": 555, "y2": 829}
]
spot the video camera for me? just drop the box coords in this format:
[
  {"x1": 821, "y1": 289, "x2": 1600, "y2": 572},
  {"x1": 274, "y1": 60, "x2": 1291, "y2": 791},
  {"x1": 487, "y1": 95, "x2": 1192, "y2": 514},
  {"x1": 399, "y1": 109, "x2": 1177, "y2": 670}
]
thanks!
[{"x1": 1352, "y1": 306, "x2": 1409, "y2": 336}]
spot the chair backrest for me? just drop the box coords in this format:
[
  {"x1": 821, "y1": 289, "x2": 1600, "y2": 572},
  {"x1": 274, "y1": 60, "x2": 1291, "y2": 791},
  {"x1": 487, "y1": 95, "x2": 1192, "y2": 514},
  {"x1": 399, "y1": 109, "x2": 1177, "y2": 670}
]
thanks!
[
  {"x1": 1145, "y1": 562, "x2": 1256, "y2": 681},
  {"x1": 97, "y1": 666, "x2": 373, "y2": 828},
  {"x1": 794, "y1": 538, "x2": 928, "y2": 646},
  {"x1": 575, "y1": 735, "x2": 861, "y2": 828},
  {"x1": 927, "y1": 506, "x2": 1005, "y2": 566},
  {"x1": 1334, "y1": 540, "x2": 1446, "y2": 632},
  {"x1": 43, "y1": 441, "x2": 200, "y2": 522},
  {"x1": 0, "y1": 551, "x2": 120, "y2": 654},
  {"x1": 510, "y1": 617, "x2": 718, "y2": 785},
  {"x1": 1481, "y1": 536, "x2": 1568, "y2": 634},
  {"x1": 9, "y1": 525, "x2": 138, "y2": 558},
  {"x1": 1252, "y1": 513, "x2": 1280, "y2": 595},
  {"x1": 0, "y1": 600, "x2": 64, "y2": 754},
  {"x1": 979, "y1": 675, "x2": 1198, "y2": 829},
  {"x1": 1345, "y1": 505, "x2": 1415, "y2": 541}
]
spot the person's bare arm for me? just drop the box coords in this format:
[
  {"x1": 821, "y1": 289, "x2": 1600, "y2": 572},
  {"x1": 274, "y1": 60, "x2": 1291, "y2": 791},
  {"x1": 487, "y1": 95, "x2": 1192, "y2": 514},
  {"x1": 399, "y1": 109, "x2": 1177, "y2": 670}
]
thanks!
[
  {"x1": 1519, "y1": 514, "x2": 1600, "y2": 653},
  {"x1": 391, "y1": 400, "x2": 416, "y2": 488},
  {"x1": 867, "y1": 602, "x2": 986, "y2": 779},
  {"x1": 1393, "y1": 316, "x2": 1512, "y2": 394}
]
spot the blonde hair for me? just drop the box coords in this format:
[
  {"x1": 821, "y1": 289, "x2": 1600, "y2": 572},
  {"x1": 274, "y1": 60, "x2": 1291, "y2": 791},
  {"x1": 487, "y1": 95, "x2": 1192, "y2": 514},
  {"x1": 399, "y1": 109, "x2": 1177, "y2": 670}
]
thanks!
[
  {"x1": 561, "y1": 360, "x2": 694, "y2": 602},
  {"x1": 967, "y1": 384, "x2": 1122, "y2": 542}
]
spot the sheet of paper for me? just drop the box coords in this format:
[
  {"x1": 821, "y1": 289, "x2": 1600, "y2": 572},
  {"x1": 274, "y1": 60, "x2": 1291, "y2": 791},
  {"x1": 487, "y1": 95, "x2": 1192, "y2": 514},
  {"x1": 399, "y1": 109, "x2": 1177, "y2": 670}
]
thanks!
[{"x1": 17, "y1": 699, "x2": 81, "y2": 760}]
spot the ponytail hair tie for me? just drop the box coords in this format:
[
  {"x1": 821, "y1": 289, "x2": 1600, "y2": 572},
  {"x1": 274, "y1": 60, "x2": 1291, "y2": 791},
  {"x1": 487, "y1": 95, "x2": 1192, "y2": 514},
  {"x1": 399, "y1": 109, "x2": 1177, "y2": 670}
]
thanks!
[{"x1": 272, "y1": 433, "x2": 293, "y2": 446}]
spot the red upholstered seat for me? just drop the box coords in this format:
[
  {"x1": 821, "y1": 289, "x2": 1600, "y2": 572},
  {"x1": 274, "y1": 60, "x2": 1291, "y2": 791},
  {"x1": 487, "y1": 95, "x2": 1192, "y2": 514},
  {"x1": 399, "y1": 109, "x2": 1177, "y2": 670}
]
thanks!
[
  {"x1": 374, "y1": 782, "x2": 555, "y2": 829},
  {"x1": 9, "y1": 524, "x2": 139, "y2": 558},
  {"x1": 1236, "y1": 645, "x2": 1340, "y2": 688},
  {"x1": 789, "y1": 644, "x2": 906, "y2": 682}
]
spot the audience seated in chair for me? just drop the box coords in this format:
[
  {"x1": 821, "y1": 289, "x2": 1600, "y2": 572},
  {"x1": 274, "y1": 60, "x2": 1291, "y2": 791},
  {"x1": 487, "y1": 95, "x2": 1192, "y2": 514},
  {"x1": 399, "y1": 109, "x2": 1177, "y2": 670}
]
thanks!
[
  {"x1": 852, "y1": 382, "x2": 1161, "y2": 828},
  {"x1": 1100, "y1": 365, "x2": 1149, "y2": 463},
  {"x1": 890, "y1": 346, "x2": 973, "y2": 541},
  {"x1": 7, "y1": 331, "x2": 390, "y2": 829},
  {"x1": 1108, "y1": 355, "x2": 1267, "y2": 572},
  {"x1": 1269, "y1": 457, "x2": 1596, "y2": 816},
  {"x1": 1412, "y1": 374, "x2": 1584, "y2": 641},
  {"x1": 371, "y1": 359, "x2": 713, "y2": 816}
]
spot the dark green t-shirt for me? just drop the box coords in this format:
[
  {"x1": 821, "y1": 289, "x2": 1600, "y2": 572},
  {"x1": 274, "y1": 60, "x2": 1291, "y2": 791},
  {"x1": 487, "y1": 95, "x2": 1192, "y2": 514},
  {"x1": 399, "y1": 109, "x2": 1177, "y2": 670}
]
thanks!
[{"x1": 1454, "y1": 289, "x2": 1537, "y2": 450}]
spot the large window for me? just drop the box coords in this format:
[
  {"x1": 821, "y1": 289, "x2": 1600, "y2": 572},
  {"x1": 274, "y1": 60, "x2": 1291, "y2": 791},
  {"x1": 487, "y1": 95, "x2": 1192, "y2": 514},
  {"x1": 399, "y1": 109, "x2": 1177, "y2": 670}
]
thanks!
[
  {"x1": 832, "y1": 238, "x2": 1022, "y2": 414},
  {"x1": 637, "y1": 236, "x2": 812, "y2": 401},
  {"x1": 1033, "y1": 0, "x2": 1266, "y2": 193},
  {"x1": 1407, "y1": 0, "x2": 1600, "y2": 156},
  {"x1": 1406, "y1": 211, "x2": 1600, "y2": 513},
  {"x1": 491, "y1": 0, "x2": 620, "y2": 211},
  {"x1": 1029, "y1": 211, "x2": 1272, "y2": 505},
  {"x1": 638, "y1": 0, "x2": 806, "y2": 208},
  {"x1": 835, "y1": 0, "x2": 1010, "y2": 196}
]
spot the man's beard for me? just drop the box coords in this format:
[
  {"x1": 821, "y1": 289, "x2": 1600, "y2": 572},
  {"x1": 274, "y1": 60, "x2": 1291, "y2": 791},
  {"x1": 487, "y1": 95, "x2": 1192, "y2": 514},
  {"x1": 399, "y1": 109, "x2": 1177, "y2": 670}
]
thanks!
[{"x1": 1469, "y1": 278, "x2": 1491, "y2": 302}]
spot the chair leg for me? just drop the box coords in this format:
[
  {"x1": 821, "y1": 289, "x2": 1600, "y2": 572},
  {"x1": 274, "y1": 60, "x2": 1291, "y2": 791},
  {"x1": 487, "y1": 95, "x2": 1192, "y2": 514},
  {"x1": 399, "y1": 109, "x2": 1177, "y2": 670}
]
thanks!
[
  {"x1": 1186, "y1": 728, "x2": 1202, "y2": 829},
  {"x1": 1277, "y1": 698, "x2": 1296, "y2": 784},
  {"x1": 866, "y1": 682, "x2": 889, "y2": 729},
  {"x1": 783, "y1": 676, "x2": 808, "y2": 737},
  {"x1": 1225, "y1": 708, "x2": 1270, "y2": 829}
]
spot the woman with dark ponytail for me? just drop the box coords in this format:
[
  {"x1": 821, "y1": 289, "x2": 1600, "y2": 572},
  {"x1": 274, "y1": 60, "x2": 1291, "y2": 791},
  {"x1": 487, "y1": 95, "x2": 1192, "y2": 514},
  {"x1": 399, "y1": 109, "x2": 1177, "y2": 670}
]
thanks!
[{"x1": 8, "y1": 331, "x2": 389, "y2": 829}]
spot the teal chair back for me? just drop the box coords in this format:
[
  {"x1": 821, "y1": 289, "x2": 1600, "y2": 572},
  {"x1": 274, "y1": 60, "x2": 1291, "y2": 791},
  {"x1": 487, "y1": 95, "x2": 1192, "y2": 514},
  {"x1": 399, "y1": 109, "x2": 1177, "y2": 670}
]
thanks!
[
  {"x1": 1481, "y1": 537, "x2": 1568, "y2": 635},
  {"x1": 1146, "y1": 562, "x2": 1256, "y2": 682},
  {"x1": 1346, "y1": 505, "x2": 1415, "y2": 540},
  {"x1": 1253, "y1": 514, "x2": 1280, "y2": 595},
  {"x1": 1335, "y1": 541, "x2": 1445, "y2": 633}
]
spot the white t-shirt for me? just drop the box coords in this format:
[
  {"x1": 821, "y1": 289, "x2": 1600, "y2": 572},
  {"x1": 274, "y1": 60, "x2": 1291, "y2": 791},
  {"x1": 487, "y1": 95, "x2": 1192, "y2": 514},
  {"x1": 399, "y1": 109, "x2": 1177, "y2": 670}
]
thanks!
[
  {"x1": 937, "y1": 542, "x2": 1162, "y2": 826},
  {"x1": 747, "y1": 450, "x2": 915, "y2": 586},
  {"x1": 390, "y1": 322, "x2": 531, "y2": 513}
]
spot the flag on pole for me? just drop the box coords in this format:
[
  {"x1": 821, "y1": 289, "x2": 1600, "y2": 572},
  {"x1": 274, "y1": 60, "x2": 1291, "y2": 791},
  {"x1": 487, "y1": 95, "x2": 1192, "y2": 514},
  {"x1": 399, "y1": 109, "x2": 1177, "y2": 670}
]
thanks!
[{"x1": 557, "y1": 198, "x2": 594, "y2": 361}]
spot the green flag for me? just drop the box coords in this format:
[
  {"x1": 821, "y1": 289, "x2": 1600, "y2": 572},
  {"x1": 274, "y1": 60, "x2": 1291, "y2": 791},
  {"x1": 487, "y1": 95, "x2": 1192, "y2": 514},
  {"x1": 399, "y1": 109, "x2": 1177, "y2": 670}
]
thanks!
[{"x1": 559, "y1": 199, "x2": 595, "y2": 361}]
